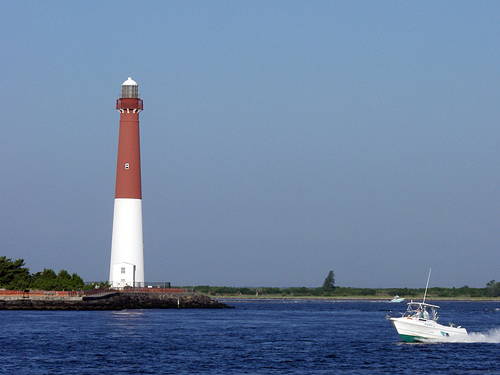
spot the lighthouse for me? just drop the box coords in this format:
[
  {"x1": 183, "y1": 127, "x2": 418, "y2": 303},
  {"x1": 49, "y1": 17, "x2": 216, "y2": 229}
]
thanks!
[{"x1": 109, "y1": 77, "x2": 145, "y2": 288}]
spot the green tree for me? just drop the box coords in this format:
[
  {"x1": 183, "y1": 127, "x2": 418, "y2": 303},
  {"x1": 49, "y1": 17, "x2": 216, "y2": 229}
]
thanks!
[
  {"x1": 323, "y1": 270, "x2": 335, "y2": 291},
  {"x1": 0, "y1": 256, "x2": 31, "y2": 290},
  {"x1": 58, "y1": 269, "x2": 72, "y2": 289},
  {"x1": 69, "y1": 273, "x2": 84, "y2": 290},
  {"x1": 31, "y1": 268, "x2": 58, "y2": 290},
  {"x1": 486, "y1": 280, "x2": 500, "y2": 297}
]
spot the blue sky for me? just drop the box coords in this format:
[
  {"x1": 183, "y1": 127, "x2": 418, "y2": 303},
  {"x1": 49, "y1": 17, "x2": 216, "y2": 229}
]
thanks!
[{"x1": 1, "y1": 1, "x2": 500, "y2": 288}]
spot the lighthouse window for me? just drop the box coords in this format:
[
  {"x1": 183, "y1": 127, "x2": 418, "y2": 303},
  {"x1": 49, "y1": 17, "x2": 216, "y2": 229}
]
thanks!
[
  {"x1": 125, "y1": 163, "x2": 130, "y2": 170},
  {"x1": 121, "y1": 267, "x2": 126, "y2": 274}
]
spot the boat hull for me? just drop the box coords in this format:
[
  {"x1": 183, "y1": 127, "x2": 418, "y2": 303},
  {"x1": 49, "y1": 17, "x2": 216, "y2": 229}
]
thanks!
[
  {"x1": 389, "y1": 317, "x2": 467, "y2": 342},
  {"x1": 390, "y1": 298, "x2": 405, "y2": 303}
]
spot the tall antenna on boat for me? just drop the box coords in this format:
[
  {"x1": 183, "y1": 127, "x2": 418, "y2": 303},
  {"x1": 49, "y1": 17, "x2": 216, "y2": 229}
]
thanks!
[{"x1": 422, "y1": 268, "x2": 432, "y2": 304}]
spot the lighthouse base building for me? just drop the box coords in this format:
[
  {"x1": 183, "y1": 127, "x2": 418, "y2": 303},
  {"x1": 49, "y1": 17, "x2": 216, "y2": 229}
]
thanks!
[{"x1": 109, "y1": 77, "x2": 145, "y2": 288}]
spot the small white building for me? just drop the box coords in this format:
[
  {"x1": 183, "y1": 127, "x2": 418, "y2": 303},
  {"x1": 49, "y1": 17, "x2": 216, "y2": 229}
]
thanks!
[{"x1": 111, "y1": 262, "x2": 136, "y2": 288}]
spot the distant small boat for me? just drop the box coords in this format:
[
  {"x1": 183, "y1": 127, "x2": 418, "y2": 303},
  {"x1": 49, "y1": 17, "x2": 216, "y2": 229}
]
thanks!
[{"x1": 390, "y1": 295, "x2": 405, "y2": 303}]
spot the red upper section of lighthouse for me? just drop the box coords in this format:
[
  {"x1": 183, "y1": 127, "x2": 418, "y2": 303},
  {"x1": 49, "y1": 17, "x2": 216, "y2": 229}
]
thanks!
[{"x1": 114, "y1": 78, "x2": 143, "y2": 199}]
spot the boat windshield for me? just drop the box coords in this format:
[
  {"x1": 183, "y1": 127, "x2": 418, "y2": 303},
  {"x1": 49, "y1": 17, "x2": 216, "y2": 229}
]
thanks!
[{"x1": 403, "y1": 302, "x2": 439, "y2": 321}]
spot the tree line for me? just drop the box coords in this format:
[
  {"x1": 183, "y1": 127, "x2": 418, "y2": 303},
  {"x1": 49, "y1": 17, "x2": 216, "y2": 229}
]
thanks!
[
  {"x1": 192, "y1": 285, "x2": 378, "y2": 297},
  {"x1": 192, "y1": 284, "x2": 500, "y2": 298},
  {"x1": 0, "y1": 256, "x2": 91, "y2": 291},
  {"x1": 192, "y1": 271, "x2": 500, "y2": 298}
]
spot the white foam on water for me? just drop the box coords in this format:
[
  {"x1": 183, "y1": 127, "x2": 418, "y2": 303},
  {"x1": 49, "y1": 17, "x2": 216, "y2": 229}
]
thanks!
[
  {"x1": 432, "y1": 328, "x2": 500, "y2": 343},
  {"x1": 462, "y1": 328, "x2": 500, "y2": 343}
]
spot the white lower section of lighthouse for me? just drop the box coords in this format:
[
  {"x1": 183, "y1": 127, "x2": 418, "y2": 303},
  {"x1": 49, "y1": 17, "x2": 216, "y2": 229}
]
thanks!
[{"x1": 109, "y1": 198, "x2": 145, "y2": 288}]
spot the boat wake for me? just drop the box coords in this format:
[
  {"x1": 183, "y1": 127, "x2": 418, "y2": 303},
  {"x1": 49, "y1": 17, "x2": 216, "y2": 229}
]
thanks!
[{"x1": 434, "y1": 328, "x2": 500, "y2": 343}]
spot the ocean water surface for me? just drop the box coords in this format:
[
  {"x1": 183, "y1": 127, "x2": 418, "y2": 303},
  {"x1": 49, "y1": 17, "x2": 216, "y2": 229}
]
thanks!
[{"x1": 1, "y1": 300, "x2": 500, "y2": 374}]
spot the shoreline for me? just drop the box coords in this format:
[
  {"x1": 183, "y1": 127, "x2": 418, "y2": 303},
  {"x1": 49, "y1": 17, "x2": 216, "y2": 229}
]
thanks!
[{"x1": 0, "y1": 292, "x2": 231, "y2": 310}]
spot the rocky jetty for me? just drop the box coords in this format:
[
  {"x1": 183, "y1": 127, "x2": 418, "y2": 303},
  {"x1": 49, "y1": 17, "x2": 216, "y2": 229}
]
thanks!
[{"x1": 0, "y1": 293, "x2": 231, "y2": 310}]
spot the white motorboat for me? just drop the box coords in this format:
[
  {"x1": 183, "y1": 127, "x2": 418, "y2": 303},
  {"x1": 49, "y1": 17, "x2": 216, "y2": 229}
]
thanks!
[
  {"x1": 386, "y1": 269, "x2": 468, "y2": 342},
  {"x1": 390, "y1": 295, "x2": 405, "y2": 303},
  {"x1": 387, "y1": 300, "x2": 467, "y2": 342}
]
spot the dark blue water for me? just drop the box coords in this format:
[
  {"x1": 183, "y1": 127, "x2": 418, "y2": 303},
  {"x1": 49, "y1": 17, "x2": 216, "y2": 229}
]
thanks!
[{"x1": 1, "y1": 300, "x2": 500, "y2": 374}]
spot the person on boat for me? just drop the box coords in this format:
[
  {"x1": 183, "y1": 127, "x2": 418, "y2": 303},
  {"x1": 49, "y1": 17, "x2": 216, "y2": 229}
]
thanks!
[{"x1": 422, "y1": 309, "x2": 430, "y2": 319}]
